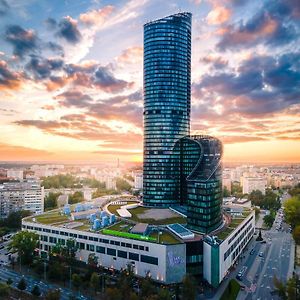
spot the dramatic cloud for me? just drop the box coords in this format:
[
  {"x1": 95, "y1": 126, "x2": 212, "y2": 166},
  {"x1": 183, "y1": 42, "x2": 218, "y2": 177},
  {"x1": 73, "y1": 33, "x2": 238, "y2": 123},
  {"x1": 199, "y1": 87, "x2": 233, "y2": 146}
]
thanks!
[
  {"x1": 79, "y1": 6, "x2": 114, "y2": 25},
  {"x1": 57, "y1": 16, "x2": 82, "y2": 44},
  {"x1": 195, "y1": 51, "x2": 300, "y2": 117},
  {"x1": 93, "y1": 66, "x2": 134, "y2": 93},
  {"x1": 0, "y1": 60, "x2": 23, "y2": 90},
  {"x1": 116, "y1": 46, "x2": 143, "y2": 66},
  {"x1": 26, "y1": 57, "x2": 64, "y2": 80},
  {"x1": 200, "y1": 54, "x2": 228, "y2": 69},
  {"x1": 54, "y1": 90, "x2": 93, "y2": 108},
  {"x1": 5, "y1": 25, "x2": 39, "y2": 57},
  {"x1": 14, "y1": 115, "x2": 142, "y2": 143},
  {"x1": 0, "y1": 0, "x2": 9, "y2": 16},
  {"x1": 46, "y1": 41, "x2": 64, "y2": 56},
  {"x1": 53, "y1": 89, "x2": 142, "y2": 126},
  {"x1": 206, "y1": 6, "x2": 231, "y2": 25},
  {"x1": 217, "y1": 1, "x2": 298, "y2": 50}
]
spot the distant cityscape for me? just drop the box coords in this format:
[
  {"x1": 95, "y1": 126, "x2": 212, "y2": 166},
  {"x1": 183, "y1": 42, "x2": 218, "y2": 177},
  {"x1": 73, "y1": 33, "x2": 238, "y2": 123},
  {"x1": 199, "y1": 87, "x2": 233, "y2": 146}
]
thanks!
[{"x1": 0, "y1": 1, "x2": 300, "y2": 300}]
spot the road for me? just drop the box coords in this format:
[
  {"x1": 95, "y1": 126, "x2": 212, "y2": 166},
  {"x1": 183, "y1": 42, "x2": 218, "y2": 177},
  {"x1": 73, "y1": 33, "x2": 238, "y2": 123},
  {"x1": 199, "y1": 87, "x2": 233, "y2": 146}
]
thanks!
[
  {"x1": 0, "y1": 239, "x2": 88, "y2": 300},
  {"x1": 239, "y1": 192, "x2": 294, "y2": 300},
  {"x1": 0, "y1": 266, "x2": 89, "y2": 299}
]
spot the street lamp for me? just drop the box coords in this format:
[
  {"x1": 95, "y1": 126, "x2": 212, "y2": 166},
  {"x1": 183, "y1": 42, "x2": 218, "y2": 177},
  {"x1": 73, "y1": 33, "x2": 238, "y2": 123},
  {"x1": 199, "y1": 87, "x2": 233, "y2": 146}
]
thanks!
[{"x1": 158, "y1": 231, "x2": 162, "y2": 243}]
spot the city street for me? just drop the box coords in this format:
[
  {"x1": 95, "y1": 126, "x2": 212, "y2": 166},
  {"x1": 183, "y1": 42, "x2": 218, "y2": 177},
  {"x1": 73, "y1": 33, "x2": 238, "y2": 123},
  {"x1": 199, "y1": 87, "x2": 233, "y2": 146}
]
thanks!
[
  {"x1": 0, "y1": 265, "x2": 88, "y2": 300},
  {"x1": 240, "y1": 207, "x2": 294, "y2": 299}
]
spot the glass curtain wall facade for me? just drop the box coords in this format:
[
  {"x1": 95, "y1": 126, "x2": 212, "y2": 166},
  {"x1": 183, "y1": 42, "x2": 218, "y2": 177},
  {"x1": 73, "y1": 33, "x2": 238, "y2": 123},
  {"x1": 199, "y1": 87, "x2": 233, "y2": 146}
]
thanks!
[
  {"x1": 174, "y1": 135, "x2": 223, "y2": 234},
  {"x1": 143, "y1": 12, "x2": 192, "y2": 207}
]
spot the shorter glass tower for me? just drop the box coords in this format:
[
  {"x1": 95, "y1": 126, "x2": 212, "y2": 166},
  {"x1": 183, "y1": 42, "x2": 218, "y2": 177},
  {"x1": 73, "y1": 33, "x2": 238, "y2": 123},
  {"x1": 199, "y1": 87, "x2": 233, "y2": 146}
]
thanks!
[{"x1": 174, "y1": 135, "x2": 223, "y2": 234}]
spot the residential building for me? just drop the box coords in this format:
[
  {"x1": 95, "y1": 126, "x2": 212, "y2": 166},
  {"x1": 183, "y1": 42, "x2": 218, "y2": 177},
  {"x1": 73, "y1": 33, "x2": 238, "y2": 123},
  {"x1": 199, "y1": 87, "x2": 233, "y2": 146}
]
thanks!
[
  {"x1": 134, "y1": 173, "x2": 143, "y2": 190},
  {"x1": 0, "y1": 180, "x2": 44, "y2": 218},
  {"x1": 242, "y1": 177, "x2": 266, "y2": 195},
  {"x1": 7, "y1": 169, "x2": 23, "y2": 180}
]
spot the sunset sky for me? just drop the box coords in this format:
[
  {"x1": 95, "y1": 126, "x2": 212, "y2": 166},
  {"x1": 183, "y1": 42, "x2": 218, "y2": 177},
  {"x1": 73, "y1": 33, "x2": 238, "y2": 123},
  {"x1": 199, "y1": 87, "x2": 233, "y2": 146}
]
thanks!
[{"x1": 0, "y1": 0, "x2": 299, "y2": 163}]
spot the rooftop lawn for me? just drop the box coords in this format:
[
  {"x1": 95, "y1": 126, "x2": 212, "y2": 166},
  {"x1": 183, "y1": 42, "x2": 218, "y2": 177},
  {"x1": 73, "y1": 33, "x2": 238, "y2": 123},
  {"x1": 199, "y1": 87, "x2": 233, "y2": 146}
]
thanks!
[
  {"x1": 217, "y1": 212, "x2": 253, "y2": 240},
  {"x1": 104, "y1": 221, "x2": 181, "y2": 244},
  {"x1": 26, "y1": 210, "x2": 69, "y2": 225},
  {"x1": 107, "y1": 201, "x2": 139, "y2": 215}
]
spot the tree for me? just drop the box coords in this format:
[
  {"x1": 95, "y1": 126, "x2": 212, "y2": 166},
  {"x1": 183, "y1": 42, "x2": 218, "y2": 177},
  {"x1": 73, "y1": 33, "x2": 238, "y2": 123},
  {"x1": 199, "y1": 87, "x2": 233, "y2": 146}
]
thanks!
[
  {"x1": 0, "y1": 210, "x2": 31, "y2": 230},
  {"x1": 88, "y1": 253, "x2": 98, "y2": 269},
  {"x1": 157, "y1": 288, "x2": 172, "y2": 300},
  {"x1": 31, "y1": 284, "x2": 41, "y2": 296},
  {"x1": 42, "y1": 174, "x2": 81, "y2": 189},
  {"x1": 6, "y1": 278, "x2": 13, "y2": 285},
  {"x1": 106, "y1": 287, "x2": 122, "y2": 300},
  {"x1": 293, "y1": 225, "x2": 300, "y2": 245},
  {"x1": 140, "y1": 278, "x2": 154, "y2": 298},
  {"x1": 116, "y1": 178, "x2": 132, "y2": 192},
  {"x1": 264, "y1": 190, "x2": 281, "y2": 211},
  {"x1": 44, "y1": 192, "x2": 61, "y2": 210},
  {"x1": 9, "y1": 230, "x2": 39, "y2": 264},
  {"x1": 288, "y1": 183, "x2": 300, "y2": 197},
  {"x1": 17, "y1": 277, "x2": 26, "y2": 290},
  {"x1": 45, "y1": 289, "x2": 61, "y2": 300},
  {"x1": 231, "y1": 182, "x2": 242, "y2": 196},
  {"x1": 0, "y1": 282, "x2": 9, "y2": 297},
  {"x1": 254, "y1": 207, "x2": 261, "y2": 219},
  {"x1": 90, "y1": 272, "x2": 100, "y2": 294},
  {"x1": 273, "y1": 275, "x2": 300, "y2": 300},
  {"x1": 249, "y1": 190, "x2": 264, "y2": 206},
  {"x1": 284, "y1": 196, "x2": 300, "y2": 228},
  {"x1": 69, "y1": 191, "x2": 84, "y2": 204},
  {"x1": 72, "y1": 273, "x2": 81, "y2": 290},
  {"x1": 263, "y1": 214, "x2": 275, "y2": 228},
  {"x1": 92, "y1": 188, "x2": 118, "y2": 198},
  {"x1": 182, "y1": 275, "x2": 197, "y2": 300},
  {"x1": 223, "y1": 186, "x2": 230, "y2": 197}
]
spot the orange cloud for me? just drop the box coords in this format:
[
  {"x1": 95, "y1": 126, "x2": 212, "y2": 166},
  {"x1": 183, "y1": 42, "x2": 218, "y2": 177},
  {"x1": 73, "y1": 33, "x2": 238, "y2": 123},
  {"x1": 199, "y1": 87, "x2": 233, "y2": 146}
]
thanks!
[
  {"x1": 79, "y1": 6, "x2": 114, "y2": 26},
  {"x1": 0, "y1": 143, "x2": 53, "y2": 160},
  {"x1": 116, "y1": 46, "x2": 143, "y2": 65},
  {"x1": 207, "y1": 6, "x2": 231, "y2": 25}
]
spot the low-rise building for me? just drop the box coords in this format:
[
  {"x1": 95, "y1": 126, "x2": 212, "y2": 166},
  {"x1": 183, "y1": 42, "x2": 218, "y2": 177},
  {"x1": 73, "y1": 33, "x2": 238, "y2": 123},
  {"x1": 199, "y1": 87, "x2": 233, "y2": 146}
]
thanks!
[
  {"x1": 203, "y1": 210, "x2": 255, "y2": 287},
  {"x1": 57, "y1": 194, "x2": 68, "y2": 207}
]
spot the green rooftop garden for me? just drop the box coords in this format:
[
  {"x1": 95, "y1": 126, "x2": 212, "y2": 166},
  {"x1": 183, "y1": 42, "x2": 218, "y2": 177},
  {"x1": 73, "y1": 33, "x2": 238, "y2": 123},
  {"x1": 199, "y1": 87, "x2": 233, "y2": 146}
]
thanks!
[
  {"x1": 217, "y1": 210, "x2": 253, "y2": 241},
  {"x1": 107, "y1": 204, "x2": 186, "y2": 225},
  {"x1": 103, "y1": 221, "x2": 181, "y2": 244},
  {"x1": 25, "y1": 210, "x2": 69, "y2": 225}
]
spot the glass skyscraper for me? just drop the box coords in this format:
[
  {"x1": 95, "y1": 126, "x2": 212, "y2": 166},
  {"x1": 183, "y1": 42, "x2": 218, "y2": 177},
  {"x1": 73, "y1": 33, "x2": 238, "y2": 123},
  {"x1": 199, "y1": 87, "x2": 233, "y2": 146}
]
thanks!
[
  {"x1": 143, "y1": 12, "x2": 192, "y2": 207},
  {"x1": 173, "y1": 135, "x2": 223, "y2": 233}
]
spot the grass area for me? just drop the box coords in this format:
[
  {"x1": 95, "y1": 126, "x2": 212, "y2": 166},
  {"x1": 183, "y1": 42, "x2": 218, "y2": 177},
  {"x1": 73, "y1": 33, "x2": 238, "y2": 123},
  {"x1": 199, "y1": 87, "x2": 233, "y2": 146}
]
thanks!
[
  {"x1": 104, "y1": 221, "x2": 181, "y2": 244},
  {"x1": 149, "y1": 231, "x2": 180, "y2": 244},
  {"x1": 129, "y1": 207, "x2": 186, "y2": 225},
  {"x1": 217, "y1": 213, "x2": 252, "y2": 240},
  {"x1": 217, "y1": 227, "x2": 235, "y2": 240},
  {"x1": 33, "y1": 211, "x2": 69, "y2": 224},
  {"x1": 107, "y1": 201, "x2": 138, "y2": 215},
  {"x1": 220, "y1": 279, "x2": 240, "y2": 300},
  {"x1": 107, "y1": 203, "x2": 186, "y2": 225}
]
